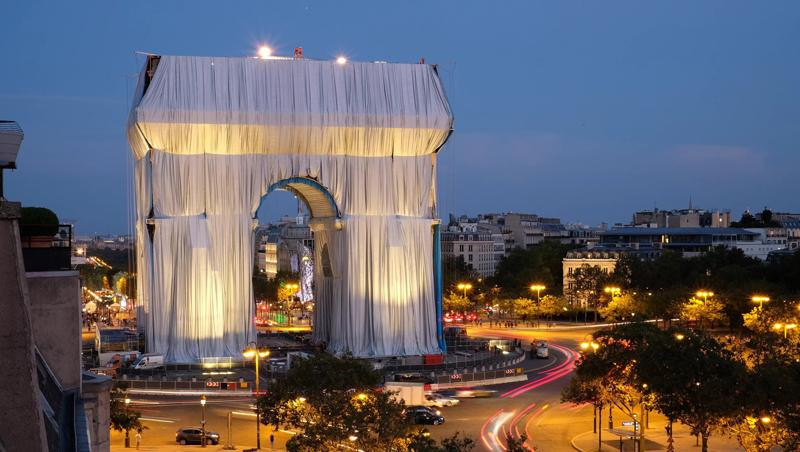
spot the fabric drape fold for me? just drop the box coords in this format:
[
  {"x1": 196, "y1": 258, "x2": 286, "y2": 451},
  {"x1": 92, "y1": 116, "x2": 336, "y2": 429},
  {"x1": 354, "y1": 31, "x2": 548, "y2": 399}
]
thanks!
[{"x1": 129, "y1": 55, "x2": 452, "y2": 361}]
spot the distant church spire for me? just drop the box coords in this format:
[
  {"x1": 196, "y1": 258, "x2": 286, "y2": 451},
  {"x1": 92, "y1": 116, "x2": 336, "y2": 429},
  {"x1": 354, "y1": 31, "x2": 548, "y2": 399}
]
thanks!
[{"x1": 688, "y1": 195, "x2": 693, "y2": 211}]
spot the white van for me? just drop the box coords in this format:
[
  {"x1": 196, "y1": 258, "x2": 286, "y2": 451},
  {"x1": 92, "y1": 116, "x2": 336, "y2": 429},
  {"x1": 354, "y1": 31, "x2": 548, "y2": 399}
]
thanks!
[
  {"x1": 133, "y1": 353, "x2": 165, "y2": 370},
  {"x1": 535, "y1": 341, "x2": 549, "y2": 359}
]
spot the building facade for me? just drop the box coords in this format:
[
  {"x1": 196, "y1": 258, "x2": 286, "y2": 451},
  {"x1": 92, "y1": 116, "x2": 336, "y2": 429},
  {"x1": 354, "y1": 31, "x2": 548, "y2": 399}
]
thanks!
[
  {"x1": 442, "y1": 224, "x2": 499, "y2": 277},
  {"x1": 631, "y1": 207, "x2": 731, "y2": 229},
  {"x1": 599, "y1": 227, "x2": 784, "y2": 259}
]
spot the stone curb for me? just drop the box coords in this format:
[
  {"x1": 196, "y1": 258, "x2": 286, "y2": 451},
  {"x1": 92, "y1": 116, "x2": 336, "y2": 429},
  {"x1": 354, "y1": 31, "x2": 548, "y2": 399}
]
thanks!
[{"x1": 571, "y1": 431, "x2": 592, "y2": 452}]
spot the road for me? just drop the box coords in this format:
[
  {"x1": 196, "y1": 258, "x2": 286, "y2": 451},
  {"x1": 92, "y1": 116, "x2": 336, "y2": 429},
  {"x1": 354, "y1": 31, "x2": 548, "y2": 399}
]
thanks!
[
  {"x1": 112, "y1": 324, "x2": 602, "y2": 451},
  {"x1": 428, "y1": 325, "x2": 598, "y2": 451}
]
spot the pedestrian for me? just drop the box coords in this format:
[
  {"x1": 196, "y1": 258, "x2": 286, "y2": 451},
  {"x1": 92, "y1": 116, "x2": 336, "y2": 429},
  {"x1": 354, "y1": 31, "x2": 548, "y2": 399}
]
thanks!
[
  {"x1": 270, "y1": 433, "x2": 275, "y2": 449},
  {"x1": 135, "y1": 430, "x2": 142, "y2": 450}
]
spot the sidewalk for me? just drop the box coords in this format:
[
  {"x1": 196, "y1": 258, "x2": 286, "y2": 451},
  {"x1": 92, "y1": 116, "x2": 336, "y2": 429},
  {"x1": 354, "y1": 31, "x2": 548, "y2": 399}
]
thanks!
[{"x1": 571, "y1": 420, "x2": 743, "y2": 451}]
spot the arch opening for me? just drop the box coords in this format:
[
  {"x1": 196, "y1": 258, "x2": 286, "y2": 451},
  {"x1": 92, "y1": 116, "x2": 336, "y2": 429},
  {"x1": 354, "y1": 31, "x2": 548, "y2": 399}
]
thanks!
[
  {"x1": 252, "y1": 177, "x2": 340, "y2": 333},
  {"x1": 259, "y1": 177, "x2": 340, "y2": 220}
]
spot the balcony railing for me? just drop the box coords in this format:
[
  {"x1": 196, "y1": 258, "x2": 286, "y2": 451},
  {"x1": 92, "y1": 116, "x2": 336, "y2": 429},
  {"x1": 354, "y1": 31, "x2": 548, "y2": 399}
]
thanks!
[{"x1": 20, "y1": 224, "x2": 73, "y2": 272}]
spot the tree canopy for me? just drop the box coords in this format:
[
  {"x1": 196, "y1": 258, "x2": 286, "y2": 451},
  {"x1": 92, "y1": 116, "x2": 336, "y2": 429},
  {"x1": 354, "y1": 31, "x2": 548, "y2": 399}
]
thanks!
[
  {"x1": 491, "y1": 241, "x2": 576, "y2": 298},
  {"x1": 257, "y1": 353, "x2": 474, "y2": 452},
  {"x1": 563, "y1": 323, "x2": 800, "y2": 452}
]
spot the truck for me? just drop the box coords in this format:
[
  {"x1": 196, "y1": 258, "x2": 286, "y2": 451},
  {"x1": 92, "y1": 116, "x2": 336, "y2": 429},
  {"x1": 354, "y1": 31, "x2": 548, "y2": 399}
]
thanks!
[
  {"x1": 535, "y1": 341, "x2": 549, "y2": 359},
  {"x1": 133, "y1": 353, "x2": 164, "y2": 370},
  {"x1": 385, "y1": 382, "x2": 426, "y2": 406}
]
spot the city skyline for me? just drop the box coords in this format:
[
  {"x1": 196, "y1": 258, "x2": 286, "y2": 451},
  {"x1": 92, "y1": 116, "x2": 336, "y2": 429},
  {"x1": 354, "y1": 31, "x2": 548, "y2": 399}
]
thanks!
[{"x1": 2, "y1": 1, "x2": 799, "y2": 234}]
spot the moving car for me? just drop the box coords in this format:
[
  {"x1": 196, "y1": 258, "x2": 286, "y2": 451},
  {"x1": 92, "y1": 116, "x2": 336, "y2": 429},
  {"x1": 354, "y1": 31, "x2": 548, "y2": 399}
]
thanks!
[
  {"x1": 425, "y1": 392, "x2": 460, "y2": 407},
  {"x1": 175, "y1": 427, "x2": 220, "y2": 445},
  {"x1": 450, "y1": 388, "x2": 499, "y2": 398},
  {"x1": 404, "y1": 405, "x2": 445, "y2": 425}
]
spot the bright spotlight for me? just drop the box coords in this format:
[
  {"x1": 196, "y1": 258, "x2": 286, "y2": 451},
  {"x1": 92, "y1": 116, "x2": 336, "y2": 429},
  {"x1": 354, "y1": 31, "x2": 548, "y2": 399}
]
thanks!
[
  {"x1": 336, "y1": 56, "x2": 347, "y2": 65},
  {"x1": 257, "y1": 46, "x2": 272, "y2": 60}
]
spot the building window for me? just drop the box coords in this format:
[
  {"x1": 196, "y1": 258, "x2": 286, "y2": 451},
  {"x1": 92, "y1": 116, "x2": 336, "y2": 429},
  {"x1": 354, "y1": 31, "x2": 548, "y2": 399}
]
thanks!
[
  {"x1": 468, "y1": 254, "x2": 473, "y2": 261},
  {"x1": 468, "y1": 245, "x2": 473, "y2": 252},
  {"x1": 459, "y1": 245, "x2": 464, "y2": 252}
]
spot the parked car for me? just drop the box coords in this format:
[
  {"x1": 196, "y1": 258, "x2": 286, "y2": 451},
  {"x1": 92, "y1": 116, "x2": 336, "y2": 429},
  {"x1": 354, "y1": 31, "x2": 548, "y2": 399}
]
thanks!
[
  {"x1": 425, "y1": 393, "x2": 460, "y2": 407},
  {"x1": 175, "y1": 427, "x2": 220, "y2": 445},
  {"x1": 404, "y1": 405, "x2": 445, "y2": 425}
]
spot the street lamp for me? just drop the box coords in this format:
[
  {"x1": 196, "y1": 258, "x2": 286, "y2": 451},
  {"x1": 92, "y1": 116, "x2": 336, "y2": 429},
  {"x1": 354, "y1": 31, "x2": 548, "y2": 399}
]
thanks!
[
  {"x1": 751, "y1": 295, "x2": 770, "y2": 309},
  {"x1": 285, "y1": 283, "x2": 300, "y2": 325},
  {"x1": 243, "y1": 342, "x2": 270, "y2": 450},
  {"x1": 695, "y1": 290, "x2": 714, "y2": 303},
  {"x1": 773, "y1": 322, "x2": 798, "y2": 339},
  {"x1": 456, "y1": 282, "x2": 473, "y2": 298},
  {"x1": 529, "y1": 284, "x2": 546, "y2": 302},
  {"x1": 675, "y1": 333, "x2": 685, "y2": 341},
  {"x1": 124, "y1": 397, "x2": 131, "y2": 448},
  {"x1": 580, "y1": 341, "x2": 600, "y2": 352},
  {"x1": 200, "y1": 395, "x2": 207, "y2": 447},
  {"x1": 604, "y1": 286, "x2": 621, "y2": 298}
]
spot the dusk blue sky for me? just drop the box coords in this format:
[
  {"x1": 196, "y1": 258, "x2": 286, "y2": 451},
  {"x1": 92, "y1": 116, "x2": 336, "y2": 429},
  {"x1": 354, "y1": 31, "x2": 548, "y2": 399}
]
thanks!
[{"x1": 2, "y1": 1, "x2": 798, "y2": 234}]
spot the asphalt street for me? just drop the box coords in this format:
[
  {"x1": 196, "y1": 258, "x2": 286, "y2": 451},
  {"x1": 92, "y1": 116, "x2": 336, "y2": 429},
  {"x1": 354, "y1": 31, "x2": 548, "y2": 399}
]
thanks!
[{"x1": 113, "y1": 325, "x2": 607, "y2": 451}]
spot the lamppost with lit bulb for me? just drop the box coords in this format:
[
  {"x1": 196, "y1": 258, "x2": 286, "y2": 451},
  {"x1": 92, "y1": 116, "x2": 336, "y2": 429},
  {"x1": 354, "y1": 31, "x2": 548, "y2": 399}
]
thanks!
[
  {"x1": 604, "y1": 286, "x2": 621, "y2": 298},
  {"x1": 124, "y1": 397, "x2": 131, "y2": 448},
  {"x1": 529, "y1": 284, "x2": 545, "y2": 302},
  {"x1": 695, "y1": 290, "x2": 714, "y2": 304},
  {"x1": 751, "y1": 295, "x2": 770, "y2": 310},
  {"x1": 243, "y1": 342, "x2": 270, "y2": 450},
  {"x1": 200, "y1": 394, "x2": 207, "y2": 447},
  {"x1": 773, "y1": 322, "x2": 798, "y2": 339},
  {"x1": 285, "y1": 283, "x2": 299, "y2": 325},
  {"x1": 456, "y1": 282, "x2": 472, "y2": 299}
]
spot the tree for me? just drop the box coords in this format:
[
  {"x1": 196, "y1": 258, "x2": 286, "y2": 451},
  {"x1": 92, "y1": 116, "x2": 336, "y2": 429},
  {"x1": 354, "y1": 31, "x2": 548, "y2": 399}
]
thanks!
[
  {"x1": 110, "y1": 383, "x2": 146, "y2": 448},
  {"x1": 570, "y1": 264, "x2": 609, "y2": 322},
  {"x1": 503, "y1": 433, "x2": 529, "y2": 452},
  {"x1": 538, "y1": 294, "x2": 567, "y2": 322},
  {"x1": 405, "y1": 430, "x2": 475, "y2": 451},
  {"x1": 597, "y1": 293, "x2": 640, "y2": 323},
  {"x1": 258, "y1": 353, "x2": 474, "y2": 451},
  {"x1": 491, "y1": 241, "x2": 576, "y2": 297},
  {"x1": 634, "y1": 328, "x2": 745, "y2": 452},
  {"x1": 113, "y1": 272, "x2": 131, "y2": 296},
  {"x1": 443, "y1": 256, "x2": 479, "y2": 293},
  {"x1": 731, "y1": 208, "x2": 781, "y2": 228},
  {"x1": 258, "y1": 353, "x2": 404, "y2": 450},
  {"x1": 679, "y1": 297, "x2": 726, "y2": 330},
  {"x1": 444, "y1": 291, "x2": 474, "y2": 313},
  {"x1": 513, "y1": 298, "x2": 537, "y2": 322},
  {"x1": 638, "y1": 286, "x2": 686, "y2": 327}
]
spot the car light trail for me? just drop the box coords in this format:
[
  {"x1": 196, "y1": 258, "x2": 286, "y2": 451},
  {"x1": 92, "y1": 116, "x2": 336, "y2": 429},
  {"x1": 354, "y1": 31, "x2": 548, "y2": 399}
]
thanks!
[
  {"x1": 508, "y1": 402, "x2": 537, "y2": 438},
  {"x1": 524, "y1": 403, "x2": 549, "y2": 441},
  {"x1": 139, "y1": 417, "x2": 176, "y2": 423},
  {"x1": 491, "y1": 411, "x2": 515, "y2": 451},
  {"x1": 501, "y1": 344, "x2": 580, "y2": 399}
]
